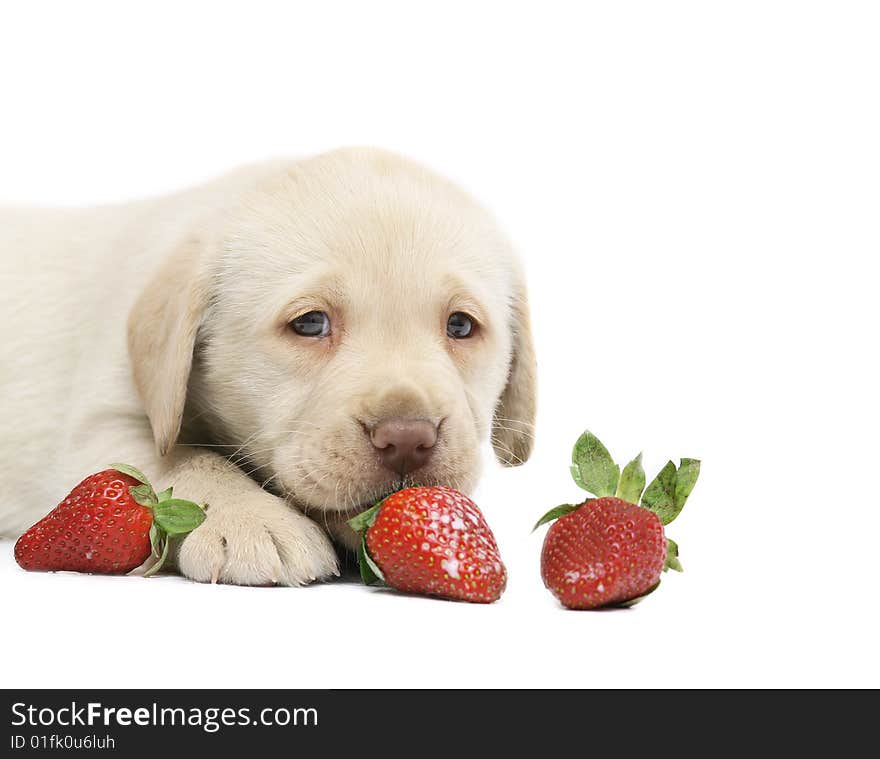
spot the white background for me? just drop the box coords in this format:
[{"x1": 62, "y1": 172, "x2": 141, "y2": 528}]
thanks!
[{"x1": 1, "y1": 1, "x2": 878, "y2": 688}]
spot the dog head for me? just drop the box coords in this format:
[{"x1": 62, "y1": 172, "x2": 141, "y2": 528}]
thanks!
[{"x1": 128, "y1": 148, "x2": 535, "y2": 525}]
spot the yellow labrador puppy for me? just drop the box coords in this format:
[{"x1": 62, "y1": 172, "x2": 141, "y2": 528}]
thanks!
[{"x1": 0, "y1": 148, "x2": 535, "y2": 586}]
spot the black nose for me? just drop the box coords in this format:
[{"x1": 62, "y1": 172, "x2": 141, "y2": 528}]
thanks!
[{"x1": 369, "y1": 418, "x2": 438, "y2": 475}]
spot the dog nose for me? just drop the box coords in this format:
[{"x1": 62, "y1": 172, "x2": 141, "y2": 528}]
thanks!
[{"x1": 370, "y1": 418, "x2": 438, "y2": 475}]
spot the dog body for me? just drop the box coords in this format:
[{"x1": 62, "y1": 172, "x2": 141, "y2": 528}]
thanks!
[{"x1": 0, "y1": 148, "x2": 535, "y2": 585}]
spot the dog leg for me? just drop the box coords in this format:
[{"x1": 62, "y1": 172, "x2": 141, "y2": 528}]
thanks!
[{"x1": 159, "y1": 449, "x2": 339, "y2": 586}]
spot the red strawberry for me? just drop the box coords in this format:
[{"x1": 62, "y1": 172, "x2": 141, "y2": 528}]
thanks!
[
  {"x1": 14, "y1": 463, "x2": 205, "y2": 576},
  {"x1": 348, "y1": 486, "x2": 506, "y2": 603},
  {"x1": 536, "y1": 431, "x2": 699, "y2": 610},
  {"x1": 540, "y1": 497, "x2": 666, "y2": 609}
]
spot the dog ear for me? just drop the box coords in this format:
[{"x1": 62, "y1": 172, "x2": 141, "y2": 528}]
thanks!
[
  {"x1": 491, "y1": 278, "x2": 537, "y2": 466},
  {"x1": 128, "y1": 236, "x2": 210, "y2": 456}
]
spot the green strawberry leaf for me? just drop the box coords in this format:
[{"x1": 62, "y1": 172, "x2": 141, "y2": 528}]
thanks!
[
  {"x1": 571, "y1": 430, "x2": 619, "y2": 497},
  {"x1": 532, "y1": 503, "x2": 581, "y2": 532},
  {"x1": 665, "y1": 538, "x2": 683, "y2": 572},
  {"x1": 149, "y1": 522, "x2": 161, "y2": 558},
  {"x1": 143, "y1": 534, "x2": 170, "y2": 577},
  {"x1": 357, "y1": 538, "x2": 385, "y2": 586},
  {"x1": 641, "y1": 460, "x2": 678, "y2": 525},
  {"x1": 347, "y1": 500, "x2": 384, "y2": 534},
  {"x1": 674, "y1": 458, "x2": 701, "y2": 515},
  {"x1": 617, "y1": 580, "x2": 661, "y2": 608},
  {"x1": 570, "y1": 464, "x2": 588, "y2": 491},
  {"x1": 616, "y1": 452, "x2": 646, "y2": 504},
  {"x1": 349, "y1": 499, "x2": 390, "y2": 585},
  {"x1": 152, "y1": 499, "x2": 206, "y2": 536},
  {"x1": 110, "y1": 463, "x2": 151, "y2": 487},
  {"x1": 641, "y1": 458, "x2": 700, "y2": 525},
  {"x1": 129, "y1": 483, "x2": 158, "y2": 507},
  {"x1": 156, "y1": 487, "x2": 173, "y2": 502}
]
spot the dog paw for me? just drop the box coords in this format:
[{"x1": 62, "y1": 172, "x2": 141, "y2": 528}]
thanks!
[{"x1": 176, "y1": 496, "x2": 339, "y2": 586}]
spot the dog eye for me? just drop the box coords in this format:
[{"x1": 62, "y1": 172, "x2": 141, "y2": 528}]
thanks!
[
  {"x1": 290, "y1": 311, "x2": 330, "y2": 337},
  {"x1": 447, "y1": 312, "x2": 475, "y2": 339}
]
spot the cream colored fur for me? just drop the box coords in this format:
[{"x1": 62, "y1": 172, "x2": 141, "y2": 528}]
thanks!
[{"x1": 0, "y1": 148, "x2": 536, "y2": 586}]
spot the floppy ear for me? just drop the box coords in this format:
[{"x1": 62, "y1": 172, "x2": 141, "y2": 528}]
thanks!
[
  {"x1": 491, "y1": 280, "x2": 537, "y2": 466},
  {"x1": 128, "y1": 236, "x2": 210, "y2": 456}
]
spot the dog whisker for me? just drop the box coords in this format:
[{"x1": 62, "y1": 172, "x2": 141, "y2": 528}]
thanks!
[
  {"x1": 490, "y1": 438, "x2": 526, "y2": 466},
  {"x1": 491, "y1": 423, "x2": 535, "y2": 440},
  {"x1": 492, "y1": 416, "x2": 537, "y2": 429}
]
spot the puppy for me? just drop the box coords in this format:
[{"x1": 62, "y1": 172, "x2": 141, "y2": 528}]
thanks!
[{"x1": 0, "y1": 147, "x2": 536, "y2": 585}]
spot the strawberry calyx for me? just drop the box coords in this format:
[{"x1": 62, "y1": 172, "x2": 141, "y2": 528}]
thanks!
[
  {"x1": 539, "y1": 430, "x2": 700, "y2": 579},
  {"x1": 568, "y1": 431, "x2": 700, "y2": 527},
  {"x1": 110, "y1": 463, "x2": 206, "y2": 577},
  {"x1": 346, "y1": 497, "x2": 389, "y2": 586}
]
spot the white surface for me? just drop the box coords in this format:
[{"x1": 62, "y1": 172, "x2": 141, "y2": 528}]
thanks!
[{"x1": 1, "y1": 1, "x2": 878, "y2": 688}]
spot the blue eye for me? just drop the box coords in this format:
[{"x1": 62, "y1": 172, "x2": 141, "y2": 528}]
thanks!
[
  {"x1": 291, "y1": 311, "x2": 330, "y2": 337},
  {"x1": 447, "y1": 312, "x2": 475, "y2": 339}
]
